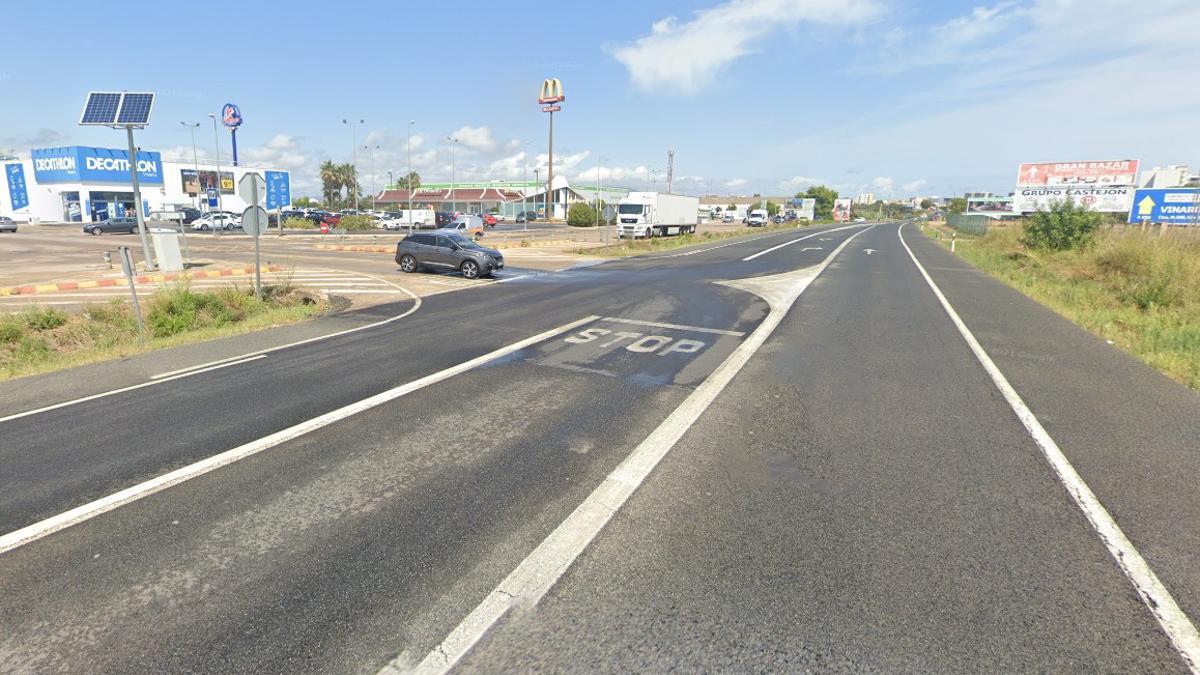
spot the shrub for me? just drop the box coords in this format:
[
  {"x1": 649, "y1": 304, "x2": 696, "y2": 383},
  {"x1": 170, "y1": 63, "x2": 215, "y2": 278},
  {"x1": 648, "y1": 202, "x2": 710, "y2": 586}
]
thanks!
[
  {"x1": 282, "y1": 216, "x2": 315, "y2": 230},
  {"x1": 21, "y1": 307, "x2": 69, "y2": 331},
  {"x1": 338, "y1": 215, "x2": 376, "y2": 231},
  {"x1": 146, "y1": 286, "x2": 237, "y2": 337},
  {"x1": 567, "y1": 202, "x2": 597, "y2": 227},
  {"x1": 0, "y1": 317, "x2": 23, "y2": 343},
  {"x1": 1020, "y1": 198, "x2": 1102, "y2": 251}
]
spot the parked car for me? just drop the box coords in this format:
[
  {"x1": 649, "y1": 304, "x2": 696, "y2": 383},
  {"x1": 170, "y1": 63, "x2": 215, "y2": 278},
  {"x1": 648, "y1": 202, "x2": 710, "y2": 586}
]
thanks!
[
  {"x1": 191, "y1": 214, "x2": 241, "y2": 231},
  {"x1": 515, "y1": 210, "x2": 537, "y2": 223},
  {"x1": 395, "y1": 231, "x2": 504, "y2": 280},
  {"x1": 854, "y1": 216, "x2": 867, "y2": 223},
  {"x1": 438, "y1": 215, "x2": 486, "y2": 240},
  {"x1": 721, "y1": 213, "x2": 734, "y2": 223},
  {"x1": 479, "y1": 213, "x2": 498, "y2": 227},
  {"x1": 746, "y1": 209, "x2": 769, "y2": 227},
  {"x1": 0, "y1": 216, "x2": 16, "y2": 232},
  {"x1": 434, "y1": 211, "x2": 455, "y2": 228},
  {"x1": 84, "y1": 217, "x2": 140, "y2": 235}
]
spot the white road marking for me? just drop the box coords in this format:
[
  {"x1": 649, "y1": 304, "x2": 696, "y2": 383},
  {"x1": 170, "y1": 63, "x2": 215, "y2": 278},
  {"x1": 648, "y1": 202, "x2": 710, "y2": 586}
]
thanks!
[
  {"x1": 741, "y1": 224, "x2": 867, "y2": 261},
  {"x1": 0, "y1": 315, "x2": 600, "y2": 557},
  {"x1": 400, "y1": 228, "x2": 872, "y2": 675},
  {"x1": 897, "y1": 223, "x2": 1200, "y2": 672},
  {"x1": 655, "y1": 229, "x2": 797, "y2": 258},
  {"x1": 0, "y1": 273, "x2": 421, "y2": 425},
  {"x1": 598, "y1": 316, "x2": 746, "y2": 337},
  {"x1": 150, "y1": 354, "x2": 267, "y2": 380}
]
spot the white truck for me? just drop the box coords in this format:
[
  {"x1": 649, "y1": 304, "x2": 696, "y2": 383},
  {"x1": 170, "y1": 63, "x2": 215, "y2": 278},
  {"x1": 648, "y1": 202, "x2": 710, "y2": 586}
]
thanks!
[
  {"x1": 615, "y1": 192, "x2": 699, "y2": 239},
  {"x1": 746, "y1": 209, "x2": 769, "y2": 227}
]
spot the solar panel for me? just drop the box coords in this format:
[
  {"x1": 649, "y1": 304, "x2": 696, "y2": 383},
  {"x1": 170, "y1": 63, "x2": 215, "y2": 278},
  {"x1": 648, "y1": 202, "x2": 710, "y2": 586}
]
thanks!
[
  {"x1": 80, "y1": 92, "x2": 121, "y2": 125},
  {"x1": 116, "y1": 93, "x2": 155, "y2": 125}
]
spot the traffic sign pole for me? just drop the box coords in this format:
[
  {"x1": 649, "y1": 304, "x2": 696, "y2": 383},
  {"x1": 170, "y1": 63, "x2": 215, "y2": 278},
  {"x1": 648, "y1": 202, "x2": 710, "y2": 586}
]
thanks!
[{"x1": 239, "y1": 172, "x2": 267, "y2": 300}]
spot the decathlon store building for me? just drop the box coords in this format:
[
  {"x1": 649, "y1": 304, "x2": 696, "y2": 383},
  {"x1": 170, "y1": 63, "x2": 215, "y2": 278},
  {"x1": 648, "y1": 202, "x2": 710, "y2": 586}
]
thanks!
[{"x1": 1, "y1": 145, "x2": 291, "y2": 223}]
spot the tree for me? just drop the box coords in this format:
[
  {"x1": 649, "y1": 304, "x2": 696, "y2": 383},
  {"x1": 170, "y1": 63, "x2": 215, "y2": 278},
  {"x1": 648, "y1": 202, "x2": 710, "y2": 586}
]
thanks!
[
  {"x1": 1020, "y1": 198, "x2": 1101, "y2": 251},
  {"x1": 798, "y1": 185, "x2": 838, "y2": 220},
  {"x1": 920, "y1": 198, "x2": 933, "y2": 210},
  {"x1": 947, "y1": 197, "x2": 967, "y2": 215},
  {"x1": 727, "y1": 203, "x2": 737, "y2": 211},
  {"x1": 765, "y1": 201, "x2": 781, "y2": 216},
  {"x1": 566, "y1": 202, "x2": 596, "y2": 227},
  {"x1": 397, "y1": 171, "x2": 421, "y2": 190},
  {"x1": 293, "y1": 196, "x2": 315, "y2": 208},
  {"x1": 319, "y1": 161, "x2": 340, "y2": 204}
]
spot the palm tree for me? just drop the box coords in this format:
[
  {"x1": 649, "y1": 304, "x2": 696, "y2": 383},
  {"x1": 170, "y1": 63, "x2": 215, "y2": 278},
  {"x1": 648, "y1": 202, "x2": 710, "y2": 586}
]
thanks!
[{"x1": 319, "y1": 161, "x2": 339, "y2": 205}]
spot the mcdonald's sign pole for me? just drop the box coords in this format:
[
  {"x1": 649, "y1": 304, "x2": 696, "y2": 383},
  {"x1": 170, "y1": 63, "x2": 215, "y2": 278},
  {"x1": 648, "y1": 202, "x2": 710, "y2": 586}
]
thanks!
[{"x1": 539, "y1": 78, "x2": 564, "y2": 220}]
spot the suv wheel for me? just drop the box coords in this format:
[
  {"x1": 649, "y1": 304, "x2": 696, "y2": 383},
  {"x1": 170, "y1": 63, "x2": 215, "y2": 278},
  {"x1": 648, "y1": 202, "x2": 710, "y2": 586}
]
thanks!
[
  {"x1": 460, "y1": 260, "x2": 480, "y2": 280},
  {"x1": 399, "y1": 255, "x2": 418, "y2": 273},
  {"x1": 90, "y1": 226, "x2": 102, "y2": 235}
]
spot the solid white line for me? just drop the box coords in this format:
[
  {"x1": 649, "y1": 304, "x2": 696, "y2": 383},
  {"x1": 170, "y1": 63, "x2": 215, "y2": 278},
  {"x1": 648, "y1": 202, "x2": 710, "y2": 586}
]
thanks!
[
  {"x1": 150, "y1": 354, "x2": 266, "y2": 380},
  {"x1": 0, "y1": 315, "x2": 599, "y2": 557},
  {"x1": 897, "y1": 223, "x2": 1200, "y2": 672},
  {"x1": 741, "y1": 224, "x2": 866, "y2": 262},
  {"x1": 0, "y1": 274, "x2": 421, "y2": 425},
  {"x1": 400, "y1": 229, "x2": 872, "y2": 675},
  {"x1": 598, "y1": 316, "x2": 746, "y2": 337}
]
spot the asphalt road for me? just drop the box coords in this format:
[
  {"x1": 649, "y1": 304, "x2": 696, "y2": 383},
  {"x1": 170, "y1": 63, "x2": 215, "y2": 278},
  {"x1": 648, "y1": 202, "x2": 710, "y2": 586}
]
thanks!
[{"x1": 1, "y1": 222, "x2": 1198, "y2": 673}]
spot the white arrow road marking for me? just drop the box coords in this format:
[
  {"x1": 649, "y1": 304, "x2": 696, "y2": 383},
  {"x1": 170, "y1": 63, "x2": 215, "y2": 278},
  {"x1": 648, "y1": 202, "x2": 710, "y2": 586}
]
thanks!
[
  {"x1": 397, "y1": 225, "x2": 876, "y2": 675},
  {"x1": 864, "y1": 249, "x2": 877, "y2": 255},
  {"x1": 741, "y1": 224, "x2": 866, "y2": 262},
  {"x1": 898, "y1": 223, "x2": 1200, "y2": 673}
]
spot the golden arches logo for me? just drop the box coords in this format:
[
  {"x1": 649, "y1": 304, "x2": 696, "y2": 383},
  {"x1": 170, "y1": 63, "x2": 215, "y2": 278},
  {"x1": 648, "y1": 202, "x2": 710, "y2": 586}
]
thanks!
[{"x1": 538, "y1": 78, "x2": 565, "y2": 104}]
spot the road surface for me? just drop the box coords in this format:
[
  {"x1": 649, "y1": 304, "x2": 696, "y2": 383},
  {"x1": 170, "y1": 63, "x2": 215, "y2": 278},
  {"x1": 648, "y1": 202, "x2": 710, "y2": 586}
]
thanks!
[{"x1": 2, "y1": 222, "x2": 1198, "y2": 673}]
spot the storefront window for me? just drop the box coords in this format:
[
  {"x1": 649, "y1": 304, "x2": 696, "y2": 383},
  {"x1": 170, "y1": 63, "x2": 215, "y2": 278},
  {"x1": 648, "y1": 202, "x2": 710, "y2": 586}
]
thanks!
[{"x1": 61, "y1": 191, "x2": 82, "y2": 222}]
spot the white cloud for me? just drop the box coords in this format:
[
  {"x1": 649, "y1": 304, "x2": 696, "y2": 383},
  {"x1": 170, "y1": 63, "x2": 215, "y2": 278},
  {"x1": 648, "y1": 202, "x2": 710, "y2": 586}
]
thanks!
[
  {"x1": 449, "y1": 126, "x2": 497, "y2": 153},
  {"x1": 872, "y1": 176, "x2": 894, "y2": 192},
  {"x1": 781, "y1": 175, "x2": 823, "y2": 190},
  {"x1": 612, "y1": 0, "x2": 883, "y2": 94},
  {"x1": 725, "y1": 178, "x2": 748, "y2": 189},
  {"x1": 902, "y1": 179, "x2": 927, "y2": 193}
]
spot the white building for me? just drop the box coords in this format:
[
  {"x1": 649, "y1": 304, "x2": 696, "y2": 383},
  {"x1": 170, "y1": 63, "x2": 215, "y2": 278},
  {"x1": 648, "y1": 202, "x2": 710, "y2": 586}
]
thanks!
[
  {"x1": 854, "y1": 193, "x2": 876, "y2": 205},
  {"x1": 1140, "y1": 165, "x2": 1197, "y2": 189},
  {"x1": 1, "y1": 145, "x2": 291, "y2": 223}
]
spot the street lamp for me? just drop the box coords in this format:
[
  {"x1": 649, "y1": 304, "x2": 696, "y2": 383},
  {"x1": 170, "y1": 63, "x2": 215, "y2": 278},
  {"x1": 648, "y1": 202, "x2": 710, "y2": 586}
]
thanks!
[
  {"x1": 364, "y1": 144, "x2": 380, "y2": 207},
  {"x1": 407, "y1": 120, "x2": 415, "y2": 221},
  {"x1": 598, "y1": 156, "x2": 609, "y2": 243},
  {"x1": 342, "y1": 118, "x2": 363, "y2": 211},
  {"x1": 206, "y1": 113, "x2": 225, "y2": 225},
  {"x1": 522, "y1": 141, "x2": 530, "y2": 231},
  {"x1": 446, "y1": 136, "x2": 459, "y2": 213},
  {"x1": 534, "y1": 168, "x2": 540, "y2": 218}
]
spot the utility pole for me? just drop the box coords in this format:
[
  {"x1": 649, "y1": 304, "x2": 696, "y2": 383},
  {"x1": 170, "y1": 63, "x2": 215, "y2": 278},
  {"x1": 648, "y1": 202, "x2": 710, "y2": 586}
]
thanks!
[
  {"x1": 534, "y1": 168, "x2": 540, "y2": 218},
  {"x1": 446, "y1": 136, "x2": 458, "y2": 213},
  {"x1": 666, "y1": 149, "x2": 675, "y2": 193}
]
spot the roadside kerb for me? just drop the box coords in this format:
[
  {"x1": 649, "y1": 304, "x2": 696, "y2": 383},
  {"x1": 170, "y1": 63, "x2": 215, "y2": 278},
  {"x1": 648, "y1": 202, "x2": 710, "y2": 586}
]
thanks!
[
  {"x1": 0, "y1": 265, "x2": 282, "y2": 297},
  {"x1": 312, "y1": 240, "x2": 579, "y2": 254}
]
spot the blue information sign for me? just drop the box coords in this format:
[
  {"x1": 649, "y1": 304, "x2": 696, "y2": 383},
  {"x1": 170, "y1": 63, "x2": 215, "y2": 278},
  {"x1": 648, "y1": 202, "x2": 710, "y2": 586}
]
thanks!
[
  {"x1": 265, "y1": 170, "x2": 291, "y2": 210},
  {"x1": 6, "y1": 163, "x2": 29, "y2": 210},
  {"x1": 1127, "y1": 188, "x2": 1200, "y2": 225},
  {"x1": 207, "y1": 188, "x2": 219, "y2": 208}
]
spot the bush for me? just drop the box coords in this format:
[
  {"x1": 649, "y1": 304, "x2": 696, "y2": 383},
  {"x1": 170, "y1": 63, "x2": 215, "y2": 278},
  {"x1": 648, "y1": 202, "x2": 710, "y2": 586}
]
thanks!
[
  {"x1": 146, "y1": 286, "x2": 237, "y2": 337},
  {"x1": 567, "y1": 202, "x2": 597, "y2": 227},
  {"x1": 338, "y1": 215, "x2": 376, "y2": 231},
  {"x1": 282, "y1": 216, "x2": 315, "y2": 230},
  {"x1": 21, "y1": 307, "x2": 69, "y2": 331},
  {"x1": 0, "y1": 317, "x2": 23, "y2": 343},
  {"x1": 1020, "y1": 198, "x2": 1102, "y2": 251}
]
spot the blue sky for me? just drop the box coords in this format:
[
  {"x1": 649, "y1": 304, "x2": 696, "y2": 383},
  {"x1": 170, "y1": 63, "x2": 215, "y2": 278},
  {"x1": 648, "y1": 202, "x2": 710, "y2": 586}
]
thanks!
[{"x1": 2, "y1": 0, "x2": 1197, "y2": 199}]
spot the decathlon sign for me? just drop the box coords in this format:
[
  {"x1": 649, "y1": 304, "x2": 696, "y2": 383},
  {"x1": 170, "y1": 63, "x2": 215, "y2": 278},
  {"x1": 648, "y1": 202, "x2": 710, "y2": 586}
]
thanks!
[{"x1": 31, "y1": 146, "x2": 164, "y2": 185}]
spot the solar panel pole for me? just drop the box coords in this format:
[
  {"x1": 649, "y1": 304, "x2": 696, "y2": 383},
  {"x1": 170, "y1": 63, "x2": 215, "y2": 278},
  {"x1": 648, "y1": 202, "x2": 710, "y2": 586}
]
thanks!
[{"x1": 126, "y1": 126, "x2": 156, "y2": 270}]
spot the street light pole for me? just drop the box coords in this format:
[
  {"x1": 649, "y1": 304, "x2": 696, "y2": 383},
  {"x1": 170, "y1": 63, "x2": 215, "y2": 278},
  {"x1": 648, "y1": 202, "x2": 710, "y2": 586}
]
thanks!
[
  {"x1": 365, "y1": 144, "x2": 379, "y2": 208},
  {"x1": 599, "y1": 156, "x2": 608, "y2": 244},
  {"x1": 206, "y1": 114, "x2": 225, "y2": 228},
  {"x1": 522, "y1": 141, "x2": 529, "y2": 231},
  {"x1": 534, "y1": 168, "x2": 540, "y2": 219},
  {"x1": 446, "y1": 136, "x2": 458, "y2": 213},
  {"x1": 343, "y1": 118, "x2": 363, "y2": 211},
  {"x1": 407, "y1": 120, "x2": 415, "y2": 223}
]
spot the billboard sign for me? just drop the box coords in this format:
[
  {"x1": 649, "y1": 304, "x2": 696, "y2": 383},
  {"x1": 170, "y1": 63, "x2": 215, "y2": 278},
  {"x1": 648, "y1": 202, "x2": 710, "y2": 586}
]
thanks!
[
  {"x1": 221, "y1": 103, "x2": 243, "y2": 129},
  {"x1": 6, "y1": 163, "x2": 29, "y2": 210},
  {"x1": 833, "y1": 198, "x2": 852, "y2": 222},
  {"x1": 1016, "y1": 160, "x2": 1139, "y2": 187},
  {"x1": 31, "y1": 146, "x2": 163, "y2": 185},
  {"x1": 1013, "y1": 186, "x2": 1134, "y2": 213},
  {"x1": 180, "y1": 168, "x2": 234, "y2": 195},
  {"x1": 966, "y1": 196, "x2": 1014, "y2": 214},
  {"x1": 1126, "y1": 188, "x2": 1200, "y2": 225},
  {"x1": 265, "y1": 170, "x2": 291, "y2": 210},
  {"x1": 789, "y1": 197, "x2": 816, "y2": 220}
]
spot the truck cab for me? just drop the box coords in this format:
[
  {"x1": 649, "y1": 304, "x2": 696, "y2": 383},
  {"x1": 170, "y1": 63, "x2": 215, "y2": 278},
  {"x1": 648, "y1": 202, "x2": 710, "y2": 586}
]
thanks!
[{"x1": 616, "y1": 196, "x2": 655, "y2": 239}]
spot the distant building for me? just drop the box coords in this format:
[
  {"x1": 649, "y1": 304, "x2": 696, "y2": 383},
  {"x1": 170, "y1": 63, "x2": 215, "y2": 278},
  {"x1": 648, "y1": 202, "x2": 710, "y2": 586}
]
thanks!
[
  {"x1": 854, "y1": 193, "x2": 875, "y2": 205},
  {"x1": 1140, "y1": 165, "x2": 1197, "y2": 189},
  {"x1": 699, "y1": 195, "x2": 790, "y2": 219}
]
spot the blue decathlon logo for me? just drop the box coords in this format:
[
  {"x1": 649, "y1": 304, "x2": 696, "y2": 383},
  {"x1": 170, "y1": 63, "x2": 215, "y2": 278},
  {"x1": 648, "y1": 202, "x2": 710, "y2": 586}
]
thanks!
[
  {"x1": 31, "y1": 146, "x2": 163, "y2": 185},
  {"x1": 6, "y1": 163, "x2": 29, "y2": 210}
]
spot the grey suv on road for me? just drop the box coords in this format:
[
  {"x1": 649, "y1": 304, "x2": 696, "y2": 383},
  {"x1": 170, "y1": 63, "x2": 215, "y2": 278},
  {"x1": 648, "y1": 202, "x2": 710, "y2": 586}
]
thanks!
[{"x1": 395, "y1": 232, "x2": 504, "y2": 280}]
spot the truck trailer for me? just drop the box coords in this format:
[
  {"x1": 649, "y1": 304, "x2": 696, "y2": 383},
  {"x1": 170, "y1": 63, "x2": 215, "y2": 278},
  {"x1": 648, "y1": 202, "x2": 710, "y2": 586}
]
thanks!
[{"x1": 615, "y1": 192, "x2": 700, "y2": 239}]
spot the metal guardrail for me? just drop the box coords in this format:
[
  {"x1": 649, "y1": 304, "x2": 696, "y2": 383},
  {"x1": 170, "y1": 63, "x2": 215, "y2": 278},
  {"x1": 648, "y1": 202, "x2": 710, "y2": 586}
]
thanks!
[{"x1": 946, "y1": 214, "x2": 990, "y2": 236}]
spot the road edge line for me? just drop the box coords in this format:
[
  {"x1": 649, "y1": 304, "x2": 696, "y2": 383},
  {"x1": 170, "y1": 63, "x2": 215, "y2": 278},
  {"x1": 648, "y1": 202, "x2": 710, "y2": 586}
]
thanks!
[
  {"x1": 0, "y1": 315, "x2": 599, "y2": 557},
  {"x1": 399, "y1": 228, "x2": 873, "y2": 675},
  {"x1": 897, "y1": 222, "x2": 1200, "y2": 672}
]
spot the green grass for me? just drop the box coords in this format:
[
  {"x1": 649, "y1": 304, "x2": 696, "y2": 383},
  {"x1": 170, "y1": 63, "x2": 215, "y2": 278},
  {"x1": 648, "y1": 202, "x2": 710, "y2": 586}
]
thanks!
[
  {"x1": 578, "y1": 222, "x2": 826, "y2": 257},
  {"x1": 0, "y1": 284, "x2": 328, "y2": 382},
  {"x1": 923, "y1": 223, "x2": 1200, "y2": 391}
]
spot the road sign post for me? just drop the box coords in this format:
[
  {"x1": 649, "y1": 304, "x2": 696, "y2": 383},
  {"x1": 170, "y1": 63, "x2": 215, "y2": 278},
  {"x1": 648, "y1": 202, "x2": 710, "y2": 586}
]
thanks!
[
  {"x1": 117, "y1": 246, "x2": 146, "y2": 340},
  {"x1": 239, "y1": 173, "x2": 267, "y2": 299}
]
